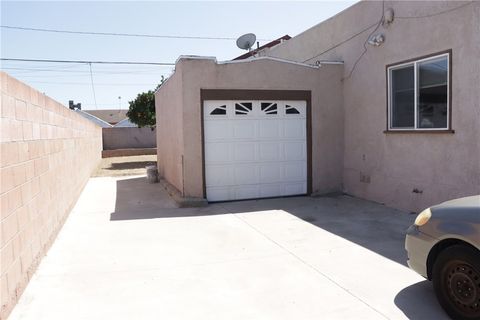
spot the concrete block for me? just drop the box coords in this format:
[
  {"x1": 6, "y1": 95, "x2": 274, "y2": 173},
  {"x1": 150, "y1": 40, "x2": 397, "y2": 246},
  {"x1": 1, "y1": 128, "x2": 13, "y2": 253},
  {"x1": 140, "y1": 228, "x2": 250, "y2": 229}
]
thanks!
[
  {"x1": 12, "y1": 164, "x2": 27, "y2": 188},
  {"x1": 20, "y1": 245, "x2": 33, "y2": 274},
  {"x1": 14, "y1": 100, "x2": 27, "y2": 121},
  {"x1": 7, "y1": 77, "x2": 28, "y2": 102},
  {"x1": 1, "y1": 211, "x2": 19, "y2": 247},
  {"x1": 18, "y1": 142, "x2": 29, "y2": 163},
  {"x1": 30, "y1": 177, "x2": 40, "y2": 197},
  {"x1": 31, "y1": 123, "x2": 40, "y2": 140},
  {"x1": 6, "y1": 259, "x2": 21, "y2": 296},
  {"x1": 29, "y1": 88, "x2": 39, "y2": 106},
  {"x1": 20, "y1": 183, "x2": 32, "y2": 209},
  {"x1": 40, "y1": 125, "x2": 48, "y2": 140},
  {"x1": 0, "y1": 142, "x2": 19, "y2": 168},
  {"x1": 0, "y1": 118, "x2": 11, "y2": 142},
  {"x1": 11, "y1": 120, "x2": 23, "y2": 141},
  {"x1": 1, "y1": 188, "x2": 22, "y2": 220},
  {"x1": 22, "y1": 122, "x2": 33, "y2": 141},
  {"x1": 0, "y1": 274, "x2": 8, "y2": 308},
  {"x1": 1, "y1": 166, "x2": 15, "y2": 194},
  {"x1": 16, "y1": 206, "x2": 30, "y2": 232},
  {"x1": 1, "y1": 240, "x2": 14, "y2": 275},
  {"x1": 1, "y1": 94, "x2": 15, "y2": 119}
]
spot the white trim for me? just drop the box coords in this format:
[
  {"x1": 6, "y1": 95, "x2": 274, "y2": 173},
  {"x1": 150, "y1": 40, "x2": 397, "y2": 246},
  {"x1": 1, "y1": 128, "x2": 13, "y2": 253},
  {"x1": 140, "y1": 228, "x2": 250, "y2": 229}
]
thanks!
[
  {"x1": 217, "y1": 56, "x2": 324, "y2": 69},
  {"x1": 387, "y1": 53, "x2": 450, "y2": 131},
  {"x1": 176, "y1": 55, "x2": 217, "y2": 64}
]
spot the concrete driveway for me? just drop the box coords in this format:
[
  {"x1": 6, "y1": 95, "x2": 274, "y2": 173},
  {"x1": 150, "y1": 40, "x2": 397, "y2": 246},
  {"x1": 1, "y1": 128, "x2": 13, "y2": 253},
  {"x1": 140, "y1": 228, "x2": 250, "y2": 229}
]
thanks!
[{"x1": 9, "y1": 175, "x2": 449, "y2": 319}]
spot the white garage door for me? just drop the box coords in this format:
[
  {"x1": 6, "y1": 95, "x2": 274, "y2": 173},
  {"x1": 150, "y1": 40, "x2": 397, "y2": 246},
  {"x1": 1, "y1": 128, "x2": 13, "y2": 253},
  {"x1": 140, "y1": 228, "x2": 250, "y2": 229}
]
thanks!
[{"x1": 204, "y1": 100, "x2": 307, "y2": 201}]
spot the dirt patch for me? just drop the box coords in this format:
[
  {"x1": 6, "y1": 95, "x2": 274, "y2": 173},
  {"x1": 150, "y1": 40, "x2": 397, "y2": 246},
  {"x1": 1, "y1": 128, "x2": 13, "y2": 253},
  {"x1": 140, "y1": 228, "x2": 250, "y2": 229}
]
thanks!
[{"x1": 93, "y1": 155, "x2": 157, "y2": 177}]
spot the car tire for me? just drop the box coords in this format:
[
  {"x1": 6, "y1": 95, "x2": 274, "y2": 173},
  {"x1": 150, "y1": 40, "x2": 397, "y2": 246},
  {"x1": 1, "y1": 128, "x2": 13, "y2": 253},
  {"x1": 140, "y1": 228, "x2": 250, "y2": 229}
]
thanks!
[{"x1": 433, "y1": 244, "x2": 480, "y2": 320}]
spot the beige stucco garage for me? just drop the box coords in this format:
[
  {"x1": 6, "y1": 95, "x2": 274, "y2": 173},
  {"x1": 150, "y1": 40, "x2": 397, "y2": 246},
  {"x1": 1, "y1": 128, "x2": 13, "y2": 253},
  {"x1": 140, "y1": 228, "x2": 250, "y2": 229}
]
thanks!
[
  {"x1": 155, "y1": 57, "x2": 344, "y2": 202},
  {"x1": 155, "y1": 1, "x2": 480, "y2": 212}
]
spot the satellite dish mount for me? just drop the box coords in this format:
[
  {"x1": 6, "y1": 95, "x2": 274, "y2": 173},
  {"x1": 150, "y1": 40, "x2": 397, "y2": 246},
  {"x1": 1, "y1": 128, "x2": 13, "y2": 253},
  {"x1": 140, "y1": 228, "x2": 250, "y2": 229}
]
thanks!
[{"x1": 236, "y1": 33, "x2": 257, "y2": 52}]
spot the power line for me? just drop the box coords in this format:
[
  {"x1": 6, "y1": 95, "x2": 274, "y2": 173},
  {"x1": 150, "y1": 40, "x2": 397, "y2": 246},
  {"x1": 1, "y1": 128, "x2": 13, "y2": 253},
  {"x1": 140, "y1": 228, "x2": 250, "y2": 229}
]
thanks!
[
  {"x1": 343, "y1": 0, "x2": 385, "y2": 81},
  {"x1": 396, "y1": 1, "x2": 473, "y2": 19},
  {"x1": 302, "y1": 1, "x2": 474, "y2": 64},
  {"x1": 24, "y1": 81, "x2": 157, "y2": 86},
  {"x1": 1, "y1": 58, "x2": 175, "y2": 66},
  {"x1": 88, "y1": 63, "x2": 98, "y2": 109},
  {"x1": 1, "y1": 67, "x2": 168, "y2": 74},
  {"x1": 1, "y1": 25, "x2": 271, "y2": 41}
]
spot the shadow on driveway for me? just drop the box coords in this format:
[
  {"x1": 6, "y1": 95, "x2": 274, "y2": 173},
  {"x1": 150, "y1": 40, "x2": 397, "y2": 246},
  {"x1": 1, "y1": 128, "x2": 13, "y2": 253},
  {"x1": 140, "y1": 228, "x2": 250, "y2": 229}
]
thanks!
[
  {"x1": 394, "y1": 280, "x2": 449, "y2": 319},
  {"x1": 110, "y1": 177, "x2": 227, "y2": 220},
  {"x1": 111, "y1": 176, "x2": 415, "y2": 266},
  {"x1": 109, "y1": 176, "x2": 447, "y2": 317}
]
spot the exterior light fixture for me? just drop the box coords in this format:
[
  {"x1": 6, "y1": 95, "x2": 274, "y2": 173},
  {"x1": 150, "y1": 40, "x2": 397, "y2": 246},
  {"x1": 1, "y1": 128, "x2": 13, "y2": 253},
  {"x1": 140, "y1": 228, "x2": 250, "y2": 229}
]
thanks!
[{"x1": 368, "y1": 34, "x2": 385, "y2": 46}]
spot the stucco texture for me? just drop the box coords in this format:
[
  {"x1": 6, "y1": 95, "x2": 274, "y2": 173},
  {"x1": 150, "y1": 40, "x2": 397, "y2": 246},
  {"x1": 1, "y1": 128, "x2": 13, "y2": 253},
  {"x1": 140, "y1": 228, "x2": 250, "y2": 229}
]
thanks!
[
  {"x1": 266, "y1": 0, "x2": 480, "y2": 212},
  {"x1": 155, "y1": 58, "x2": 344, "y2": 199}
]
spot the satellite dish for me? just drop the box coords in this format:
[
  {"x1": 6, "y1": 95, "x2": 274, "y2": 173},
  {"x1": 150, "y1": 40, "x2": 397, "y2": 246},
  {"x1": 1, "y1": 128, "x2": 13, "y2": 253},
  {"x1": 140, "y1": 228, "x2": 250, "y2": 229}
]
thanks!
[{"x1": 236, "y1": 33, "x2": 257, "y2": 51}]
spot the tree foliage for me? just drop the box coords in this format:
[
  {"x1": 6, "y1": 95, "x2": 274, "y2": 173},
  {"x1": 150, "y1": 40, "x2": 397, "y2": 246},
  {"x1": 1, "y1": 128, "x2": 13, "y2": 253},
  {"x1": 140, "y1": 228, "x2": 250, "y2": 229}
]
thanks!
[{"x1": 126, "y1": 76, "x2": 165, "y2": 129}]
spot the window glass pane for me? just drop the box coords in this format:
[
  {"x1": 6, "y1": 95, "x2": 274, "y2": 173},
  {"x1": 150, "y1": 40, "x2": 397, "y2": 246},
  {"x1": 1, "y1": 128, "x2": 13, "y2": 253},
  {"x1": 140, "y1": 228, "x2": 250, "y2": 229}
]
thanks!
[
  {"x1": 418, "y1": 56, "x2": 448, "y2": 128},
  {"x1": 391, "y1": 65, "x2": 414, "y2": 128}
]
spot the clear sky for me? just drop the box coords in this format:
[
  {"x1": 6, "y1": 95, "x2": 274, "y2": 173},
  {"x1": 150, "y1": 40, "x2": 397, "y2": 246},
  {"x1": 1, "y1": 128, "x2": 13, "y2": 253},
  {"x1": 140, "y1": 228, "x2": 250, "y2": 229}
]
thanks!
[{"x1": 1, "y1": 1, "x2": 357, "y2": 110}]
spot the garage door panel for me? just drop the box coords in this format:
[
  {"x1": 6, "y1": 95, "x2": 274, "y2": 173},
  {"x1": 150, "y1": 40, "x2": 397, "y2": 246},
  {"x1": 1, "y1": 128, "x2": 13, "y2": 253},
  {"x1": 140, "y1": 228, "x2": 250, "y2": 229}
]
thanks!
[
  {"x1": 234, "y1": 185, "x2": 260, "y2": 200},
  {"x1": 284, "y1": 141, "x2": 306, "y2": 160},
  {"x1": 258, "y1": 142, "x2": 280, "y2": 161},
  {"x1": 283, "y1": 182, "x2": 307, "y2": 196},
  {"x1": 259, "y1": 164, "x2": 282, "y2": 183},
  {"x1": 206, "y1": 187, "x2": 231, "y2": 202},
  {"x1": 205, "y1": 142, "x2": 231, "y2": 163},
  {"x1": 205, "y1": 165, "x2": 232, "y2": 187},
  {"x1": 204, "y1": 121, "x2": 233, "y2": 141},
  {"x1": 284, "y1": 162, "x2": 307, "y2": 181},
  {"x1": 260, "y1": 184, "x2": 282, "y2": 198},
  {"x1": 284, "y1": 120, "x2": 306, "y2": 139},
  {"x1": 204, "y1": 99, "x2": 307, "y2": 201},
  {"x1": 258, "y1": 120, "x2": 281, "y2": 139},
  {"x1": 233, "y1": 143, "x2": 256, "y2": 162},
  {"x1": 234, "y1": 165, "x2": 259, "y2": 185},
  {"x1": 233, "y1": 121, "x2": 257, "y2": 139}
]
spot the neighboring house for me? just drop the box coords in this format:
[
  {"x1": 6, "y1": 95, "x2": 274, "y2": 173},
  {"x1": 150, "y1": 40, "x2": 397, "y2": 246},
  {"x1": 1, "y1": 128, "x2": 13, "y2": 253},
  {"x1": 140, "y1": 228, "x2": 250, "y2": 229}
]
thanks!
[
  {"x1": 75, "y1": 109, "x2": 112, "y2": 128},
  {"x1": 155, "y1": 1, "x2": 479, "y2": 212},
  {"x1": 83, "y1": 109, "x2": 127, "y2": 126},
  {"x1": 233, "y1": 35, "x2": 291, "y2": 60},
  {"x1": 114, "y1": 118, "x2": 137, "y2": 127}
]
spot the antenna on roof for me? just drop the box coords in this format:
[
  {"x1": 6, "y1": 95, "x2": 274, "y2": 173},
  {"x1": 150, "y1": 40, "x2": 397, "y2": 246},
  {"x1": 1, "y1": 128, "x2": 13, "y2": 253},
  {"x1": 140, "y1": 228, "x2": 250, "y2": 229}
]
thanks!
[{"x1": 236, "y1": 33, "x2": 257, "y2": 52}]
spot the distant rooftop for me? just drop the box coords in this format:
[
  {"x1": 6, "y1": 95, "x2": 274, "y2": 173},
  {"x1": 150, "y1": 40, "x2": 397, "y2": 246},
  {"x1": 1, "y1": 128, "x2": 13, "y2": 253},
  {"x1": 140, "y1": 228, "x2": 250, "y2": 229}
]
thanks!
[{"x1": 83, "y1": 109, "x2": 127, "y2": 125}]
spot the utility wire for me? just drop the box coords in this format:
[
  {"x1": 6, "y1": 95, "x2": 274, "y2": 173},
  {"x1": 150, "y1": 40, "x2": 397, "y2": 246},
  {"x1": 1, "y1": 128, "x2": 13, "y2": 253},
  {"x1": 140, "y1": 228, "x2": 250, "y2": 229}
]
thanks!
[
  {"x1": 1, "y1": 58, "x2": 175, "y2": 66},
  {"x1": 343, "y1": 1, "x2": 385, "y2": 81},
  {"x1": 1, "y1": 67, "x2": 168, "y2": 75},
  {"x1": 25, "y1": 81, "x2": 157, "y2": 85},
  {"x1": 88, "y1": 63, "x2": 98, "y2": 110},
  {"x1": 302, "y1": 1, "x2": 474, "y2": 64},
  {"x1": 0, "y1": 25, "x2": 271, "y2": 41},
  {"x1": 396, "y1": 1, "x2": 473, "y2": 19}
]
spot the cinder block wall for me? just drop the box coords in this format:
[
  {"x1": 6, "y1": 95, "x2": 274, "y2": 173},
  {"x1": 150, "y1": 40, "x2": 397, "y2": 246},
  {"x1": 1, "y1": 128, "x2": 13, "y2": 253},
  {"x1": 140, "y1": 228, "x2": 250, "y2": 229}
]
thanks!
[
  {"x1": 102, "y1": 127, "x2": 156, "y2": 150},
  {"x1": 0, "y1": 72, "x2": 102, "y2": 318}
]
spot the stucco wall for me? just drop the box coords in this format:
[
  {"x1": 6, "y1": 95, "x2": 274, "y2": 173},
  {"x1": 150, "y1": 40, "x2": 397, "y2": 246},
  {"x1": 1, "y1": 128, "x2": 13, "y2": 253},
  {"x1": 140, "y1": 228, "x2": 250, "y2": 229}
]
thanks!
[
  {"x1": 156, "y1": 57, "x2": 343, "y2": 199},
  {"x1": 0, "y1": 72, "x2": 102, "y2": 318},
  {"x1": 155, "y1": 66, "x2": 184, "y2": 193},
  {"x1": 102, "y1": 127, "x2": 156, "y2": 150},
  {"x1": 267, "y1": 1, "x2": 480, "y2": 211}
]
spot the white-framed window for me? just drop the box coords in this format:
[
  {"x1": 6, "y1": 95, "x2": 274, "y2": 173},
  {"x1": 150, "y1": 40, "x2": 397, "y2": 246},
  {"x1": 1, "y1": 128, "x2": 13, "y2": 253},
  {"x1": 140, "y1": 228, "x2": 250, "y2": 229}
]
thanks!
[{"x1": 387, "y1": 52, "x2": 450, "y2": 131}]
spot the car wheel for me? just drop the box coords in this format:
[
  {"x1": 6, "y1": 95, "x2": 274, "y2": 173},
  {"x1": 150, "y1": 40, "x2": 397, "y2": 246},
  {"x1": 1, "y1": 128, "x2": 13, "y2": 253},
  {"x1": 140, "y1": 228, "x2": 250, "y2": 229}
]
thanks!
[{"x1": 433, "y1": 245, "x2": 480, "y2": 320}]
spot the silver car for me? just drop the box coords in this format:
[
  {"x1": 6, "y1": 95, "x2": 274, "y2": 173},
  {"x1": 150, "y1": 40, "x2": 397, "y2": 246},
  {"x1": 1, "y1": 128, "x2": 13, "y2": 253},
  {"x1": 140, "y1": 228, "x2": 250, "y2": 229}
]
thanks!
[{"x1": 406, "y1": 195, "x2": 480, "y2": 320}]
